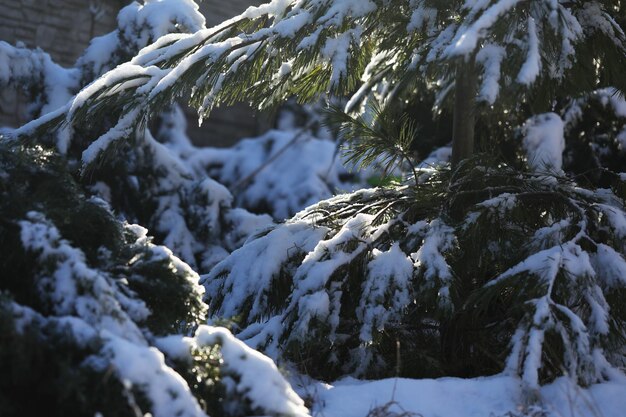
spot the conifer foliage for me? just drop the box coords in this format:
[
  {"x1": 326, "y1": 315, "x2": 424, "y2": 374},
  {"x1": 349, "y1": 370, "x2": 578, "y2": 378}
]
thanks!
[
  {"x1": 0, "y1": 142, "x2": 307, "y2": 417},
  {"x1": 1, "y1": 0, "x2": 626, "y2": 413},
  {"x1": 22, "y1": 0, "x2": 625, "y2": 165},
  {"x1": 205, "y1": 159, "x2": 626, "y2": 385},
  {"x1": 156, "y1": 103, "x2": 370, "y2": 220},
  {"x1": 1, "y1": 0, "x2": 273, "y2": 271},
  {"x1": 0, "y1": 1, "x2": 307, "y2": 416}
]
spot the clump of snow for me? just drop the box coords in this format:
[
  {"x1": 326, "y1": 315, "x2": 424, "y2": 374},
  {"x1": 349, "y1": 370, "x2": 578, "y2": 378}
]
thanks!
[
  {"x1": 79, "y1": 0, "x2": 205, "y2": 81},
  {"x1": 591, "y1": 244, "x2": 626, "y2": 288},
  {"x1": 476, "y1": 44, "x2": 506, "y2": 104},
  {"x1": 412, "y1": 220, "x2": 456, "y2": 310},
  {"x1": 103, "y1": 332, "x2": 206, "y2": 417},
  {"x1": 155, "y1": 326, "x2": 311, "y2": 417},
  {"x1": 118, "y1": 0, "x2": 205, "y2": 49},
  {"x1": 447, "y1": 0, "x2": 522, "y2": 57},
  {"x1": 522, "y1": 113, "x2": 565, "y2": 172},
  {"x1": 599, "y1": 88, "x2": 626, "y2": 117},
  {"x1": 322, "y1": 28, "x2": 362, "y2": 87},
  {"x1": 194, "y1": 326, "x2": 310, "y2": 417},
  {"x1": 516, "y1": 17, "x2": 541, "y2": 85},
  {"x1": 0, "y1": 41, "x2": 79, "y2": 124},
  {"x1": 407, "y1": 5, "x2": 438, "y2": 34},
  {"x1": 358, "y1": 243, "x2": 413, "y2": 344}
]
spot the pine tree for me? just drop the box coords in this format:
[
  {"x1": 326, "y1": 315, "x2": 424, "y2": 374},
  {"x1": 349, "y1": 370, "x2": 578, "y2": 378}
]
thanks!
[
  {"x1": 15, "y1": 0, "x2": 624, "y2": 166},
  {"x1": 3, "y1": 0, "x2": 626, "y2": 402},
  {"x1": 0, "y1": 141, "x2": 308, "y2": 417},
  {"x1": 0, "y1": 0, "x2": 274, "y2": 271}
]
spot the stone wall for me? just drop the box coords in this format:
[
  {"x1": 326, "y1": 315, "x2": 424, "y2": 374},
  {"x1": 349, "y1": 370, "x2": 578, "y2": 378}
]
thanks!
[
  {"x1": 0, "y1": 0, "x2": 270, "y2": 146},
  {"x1": 0, "y1": 0, "x2": 123, "y2": 127},
  {"x1": 0, "y1": 0, "x2": 123, "y2": 67}
]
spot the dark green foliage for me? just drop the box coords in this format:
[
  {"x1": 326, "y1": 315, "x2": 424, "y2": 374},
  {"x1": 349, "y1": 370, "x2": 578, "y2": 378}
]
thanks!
[
  {"x1": 2, "y1": 0, "x2": 625, "y2": 407},
  {"x1": 0, "y1": 142, "x2": 207, "y2": 415},
  {"x1": 562, "y1": 91, "x2": 626, "y2": 187},
  {"x1": 166, "y1": 343, "x2": 226, "y2": 416},
  {"x1": 0, "y1": 296, "x2": 143, "y2": 417},
  {"x1": 0, "y1": 142, "x2": 206, "y2": 335},
  {"x1": 0, "y1": 140, "x2": 307, "y2": 417},
  {"x1": 0, "y1": 2, "x2": 316, "y2": 416},
  {"x1": 325, "y1": 101, "x2": 420, "y2": 185},
  {"x1": 207, "y1": 155, "x2": 626, "y2": 384},
  {"x1": 121, "y1": 233, "x2": 208, "y2": 336},
  {"x1": 420, "y1": 159, "x2": 625, "y2": 382},
  {"x1": 0, "y1": 144, "x2": 119, "y2": 313}
]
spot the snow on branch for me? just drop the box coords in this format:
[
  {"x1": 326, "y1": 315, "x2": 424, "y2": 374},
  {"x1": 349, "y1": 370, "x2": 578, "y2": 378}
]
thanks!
[
  {"x1": 16, "y1": 0, "x2": 614, "y2": 168},
  {"x1": 205, "y1": 159, "x2": 626, "y2": 384}
]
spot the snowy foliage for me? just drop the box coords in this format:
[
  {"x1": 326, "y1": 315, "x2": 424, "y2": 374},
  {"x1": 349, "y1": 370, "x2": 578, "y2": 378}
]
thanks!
[
  {"x1": 0, "y1": 42, "x2": 78, "y2": 122},
  {"x1": 0, "y1": 1, "x2": 274, "y2": 271},
  {"x1": 83, "y1": 120, "x2": 273, "y2": 271},
  {"x1": 25, "y1": 0, "x2": 624, "y2": 162},
  {"x1": 157, "y1": 105, "x2": 368, "y2": 219},
  {"x1": 417, "y1": 82, "x2": 626, "y2": 184},
  {"x1": 0, "y1": 3, "x2": 309, "y2": 415},
  {"x1": 204, "y1": 159, "x2": 626, "y2": 385},
  {"x1": 2, "y1": 2, "x2": 626, "y2": 414},
  {"x1": 0, "y1": 0, "x2": 205, "y2": 127},
  {"x1": 0, "y1": 142, "x2": 308, "y2": 417},
  {"x1": 157, "y1": 326, "x2": 309, "y2": 417},
  {"x1": 521, "y1": 112, "x2": 565, "y2": 172}
]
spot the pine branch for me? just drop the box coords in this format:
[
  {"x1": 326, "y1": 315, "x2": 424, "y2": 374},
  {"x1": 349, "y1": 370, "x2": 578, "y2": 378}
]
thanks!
[{"x1": 324, "y1": 101, "x2": 420, "y2": 186}]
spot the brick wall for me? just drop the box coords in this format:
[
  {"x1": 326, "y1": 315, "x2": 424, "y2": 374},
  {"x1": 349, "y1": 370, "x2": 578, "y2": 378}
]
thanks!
[
  {"x1": 0, "y1": 0, "x2": 123, "y2": 67},
  {"x1": 0, "y1": 0, "x2": 123, "y2": 127},
  {"x1": 0, "y1": 0, "x2": 271, "y2": 146}
]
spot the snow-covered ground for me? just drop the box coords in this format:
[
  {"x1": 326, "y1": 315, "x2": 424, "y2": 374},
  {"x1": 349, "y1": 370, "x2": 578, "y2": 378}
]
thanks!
[{"x1": 299, "y1": 375, "x2": 626, "y2": 417}]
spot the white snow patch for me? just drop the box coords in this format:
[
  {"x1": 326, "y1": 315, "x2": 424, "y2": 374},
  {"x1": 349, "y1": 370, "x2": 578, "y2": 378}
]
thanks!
[
  {"x1": 448, "y1": 0, "x2": 522, "y2": 56},
  {"x1": 309, "y1": 375, "x2": 626, "y2": 417},
  {"x1": 517, "y1": 17, "x2": 541, "y2": 85},
  {"x1": 522, "y1": 113, "x2": 565, "y2": 172},
  {"x1": 476, "y1": 44, "x2": 506, "y2": 104}
]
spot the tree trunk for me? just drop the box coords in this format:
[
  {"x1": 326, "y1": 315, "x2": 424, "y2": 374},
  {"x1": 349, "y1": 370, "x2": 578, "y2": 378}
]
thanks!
[{"x1": 451, "y1": 57, "x2": 477, "y2": 167}]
